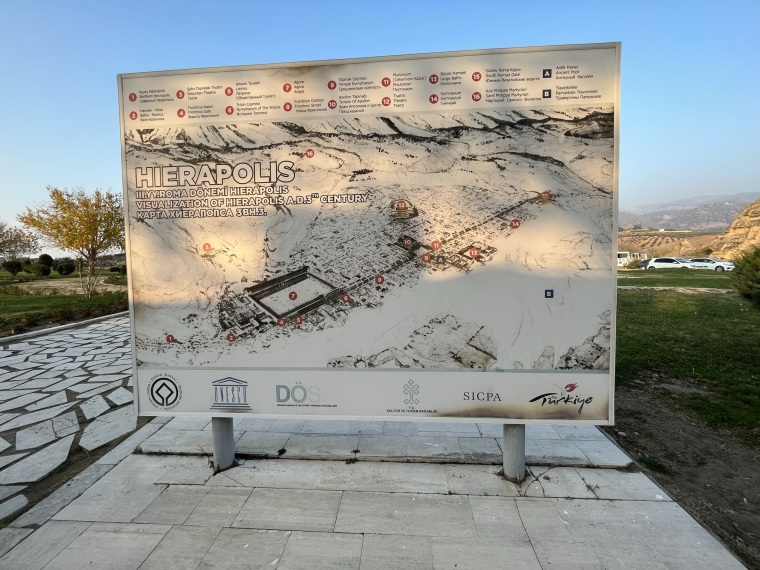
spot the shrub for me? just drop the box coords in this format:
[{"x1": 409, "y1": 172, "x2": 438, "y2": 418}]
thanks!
[
  {"x1": 57, "y1": 262, "x2": 75, "y2": 276},
  {"x1": 28, "y1": 263, "x2": 51, "y2": 277},
  {"x1": 2, "y1": 260, "x2": 23, "y2": 276},
  {"x1": 38, "y1": 254, "x2": 54, "y2": 268},
  {"x1": 731, "y1": 245, "x2": 760, "y2": 309}
]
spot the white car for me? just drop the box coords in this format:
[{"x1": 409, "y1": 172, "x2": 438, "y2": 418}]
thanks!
[
  {"x1": 689, "y1": 257, "x2": 734, "y2": 271},
  {"x1": 646, "y1": 257, "x2": 709, "y2": 270}
]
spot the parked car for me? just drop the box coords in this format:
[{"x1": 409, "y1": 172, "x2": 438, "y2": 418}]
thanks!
[
  {"x1": 646, "y1": 257, "x2": 709, "y2": 270},
  {"x1": 689, "y1": 257, "x2": 735, "y2": 271}
]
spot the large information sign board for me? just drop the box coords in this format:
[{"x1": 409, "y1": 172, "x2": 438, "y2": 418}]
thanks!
[{"x1": 119, "y1": 43, "x2": 620, "y2": 423}]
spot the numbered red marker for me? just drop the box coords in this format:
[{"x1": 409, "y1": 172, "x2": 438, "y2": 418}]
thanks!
[
  {"x1": 277, "y1": 318, "x2": 286, "y2": 327},
  {"x1": 177, "y1": 109, "x2": 186, "y2": 118},
  {"x1": 396, "y1": 200, "x2": 408, "y2": 210},
  {"x1": 472, "y1": 71, "x2": 482, "y2": 82},
  {"x1": 341, "y1": 293, "x2": 351, "y2": 303},
  {"x1": 429, "y1": 94, "x2": 439, "y2": 104},
  {"x1": 431, "y1": 240, "x2": 441, "y2": 251},
  {"x1": 226, "y1": 332, "x2": 236, "y2": 342},
  {"x1": 375, "y1": 275, "x2": 385, "y2": 285},
  {"x1": 429, "y1": 74, "x2": 439, "y2": 84},
  {"x1": 225, "y1": 86, "x2": 234, "y2": 96},
  {"x1": 294, "y1": 315, "x2": 304, "y2": 326},
  {"x1": 166, "y1": 335, "x2": 175, "y2": 343},
  {"x1": 305, "y1": 149, "x2": 315, "y2": 158},
  {"x1": 129, "y1": 111, "x2": 138, "y2": 121},
  {"x1": 541, "y1": 191, "x2": 552, "y2": 202},
  {"x1": 176, "y1": 90, "x2": 185, "y2": 99},
  {"x1": 510, "y1": 219, "x2": 521, "y2": 229},
  {"x1": 283, "y1": 83, "x2": 292, "y2": 92},
  {"x1": 328, "y1": 99, "x2": 337, "y2": 109},
  {"x1": 283, "y1": 102, "x2": 292, "y2": 112},
  {"x1": 225, "y1": 106, "x2": 235, "y2": 115},
  {"x1": 469, "y1": 247, "x2": 479, "y2": 259},
  {"x1": 288, "y1": 291, "x2": 298, "y2": 301},
  {"x1": 403, "y1": 237, "x2": 413, "y2": 248},
  {"x1": 382, "y1": 96, "x2": 391, "y2": 107},
  {"x1": 381, "y1": 77, "x2": 391, "y2": 87},
  {"x1": 327, "y1": 80, "x2": 337, "y2": 90},
  {"x1": 202, "y1": 243, "x2": 212, "y2": 252},
  {"x1": 421, "y1": 253, "x2": 432, "y2": 263},
  {"x1": 128, "y1": 93, "x2": 137, "y2": 102},
  {"x1": 472, "y1": 92, "x2": 482, "y2": 102}
]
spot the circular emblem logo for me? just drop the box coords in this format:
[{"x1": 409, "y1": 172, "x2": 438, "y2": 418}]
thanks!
[{"x1": 147, "y1": 375, "x2": 182, "y2": 410}]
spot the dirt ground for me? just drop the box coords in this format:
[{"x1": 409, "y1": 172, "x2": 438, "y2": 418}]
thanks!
[{"x1": 604, "y1": 379, "x2": 760, "y2": 569}]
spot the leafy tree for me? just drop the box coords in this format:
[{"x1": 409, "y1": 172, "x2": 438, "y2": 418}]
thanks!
[
  {"x1": 2, "y1": 260, "x2": 23, "y2": 276},
  {"x1": 38, "y1": 254, "x2": 54, "y2": 268},
  {"x1": 0, "y1": 226, "x2": 39, "y2": 261},
  {"x1": 730, "y1": 245, "x2": 760, "y2": 309},
  {"x1": 18, "y1": 187, "x2": 124, "y2": 297},
  {"x1": 57, "y1": 262, "x2": 76, "y2": 276}
]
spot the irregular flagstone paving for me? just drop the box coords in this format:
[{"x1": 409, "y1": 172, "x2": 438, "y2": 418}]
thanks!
[{"x1": 0, "y1": 315, "x2": 134, "y2": 520}]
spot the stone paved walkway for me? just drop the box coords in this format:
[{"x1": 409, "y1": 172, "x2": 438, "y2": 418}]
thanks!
[
  {"x1": 0, "y1": 315, "x2": 747, "y2": 568},
  {"x1": 0, "y1": 315, "x2": 135, "y2": 522}
]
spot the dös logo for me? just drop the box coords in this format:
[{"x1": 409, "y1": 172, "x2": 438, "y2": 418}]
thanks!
[{"x1": 276, "y1": 383, "x2": 320, "y2": 404}]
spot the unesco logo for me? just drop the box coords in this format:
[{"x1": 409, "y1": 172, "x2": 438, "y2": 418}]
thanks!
[{"x1": 147, "y1": 374, "x2": 182, "y2": 410}]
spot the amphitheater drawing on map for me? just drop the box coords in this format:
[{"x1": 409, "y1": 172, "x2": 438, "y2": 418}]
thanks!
[{"x1": 125, "y1": 107, "x2": 615, "y2": 372}]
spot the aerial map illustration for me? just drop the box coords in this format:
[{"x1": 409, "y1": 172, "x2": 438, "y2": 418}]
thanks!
[{"x1": 125, "y1": 107, "x2": 614, "y2": 373}]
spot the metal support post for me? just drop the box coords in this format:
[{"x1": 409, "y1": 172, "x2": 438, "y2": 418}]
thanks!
[
  {"x1": 502, "y1": 424, "x2": 526, "y2": 484},
  {"x1": 211, "y1": 417, "x2": 235, "y2": 472}
]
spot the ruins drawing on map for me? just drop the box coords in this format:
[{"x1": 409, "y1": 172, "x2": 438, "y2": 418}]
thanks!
[{"x1": 125, "y1": 107, "x2": 614, "y2": 374}]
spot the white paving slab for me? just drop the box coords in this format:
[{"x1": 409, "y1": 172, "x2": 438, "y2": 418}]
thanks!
[
  {"x1": 0, "y1": 435, "x2": 75, "y2": 484},
  {"x1": 52, "y1": 411, "x2": 79, "y2": 437},
  {"x1": 44, "y1": 522, "x2": 171, "y2": 570},
  {"x1": 139, "y1": 525, "x2": 221, "y2": 570},
  {"x1": 0, "y1": 485, "x2": 26, "y2": 501},
  {"x1": 0, "y1": 401, "x2": 76, "y2": 432},
  {"x1": 335, "y1": 491, "x2": 478, "y2": 537},
  {"x1": 24, "y1": 391, "x2": 69, "y2": 411},
  {"x1": 0, "y1": 527, "x2": 33, "y2": 558},
  {"x1": 79, "y1": 395, "x2": 111, "y2": 420},
  {"x1": 0, "y1": 520, "x2": 91, "y2": 569},
  {"x1": 0, "y1": 436, "x2": 9, "y2": 453},
  {"x1": 279, "y1": 531, "x2": 363, "y2": 569},
  {"x1": 53, "y1": 455, "x2": 171, "y2": 522},
  {"x1": 15, "y1": 420, "x2": 57, "y2": 450},
  {"x1": 105, "y1": 387, "x2": 133, "y2": 406},
  {"x1": 196, "y1": 528, "x2": 288, "y2": 569},
  {"x1": 184, "y1": 487, "x2": 252, "y2": 527},
  {"x1": 0, "y1": 392, "x2": 48, "y2": 412},
  {"x1": 0, "y1": 494, "x2": 28, "y2": 520},
  {"x1": 233, "y1": 488, "x2": 342, "y2": 531},
  {"x1": 78, "y1": 405, "x2": 136, "y2": 451},
  {"x1": 0, "y1": 452, "x2": 29, "y2": 469},
  {"x1": 576, "y1": 468, "x2": 673, "y2": 501},
  {"x1": 523, "y1": 467, "x2": 597, "y2": 499}
]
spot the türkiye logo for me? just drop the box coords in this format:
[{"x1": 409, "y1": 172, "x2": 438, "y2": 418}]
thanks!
[
  {"x1": 529, "y1": 383, "x2": 593, "y2": 415},
  {"x1": 147, "y1": 374, "x2": 182, "y2": 410}
]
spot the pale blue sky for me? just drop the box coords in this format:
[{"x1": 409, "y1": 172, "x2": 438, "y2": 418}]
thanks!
[{"x1": 1, "y1": 0, "x2": 758, "y2": 227}]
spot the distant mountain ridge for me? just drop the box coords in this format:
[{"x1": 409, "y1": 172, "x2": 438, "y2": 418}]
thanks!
[
  {"x1": 621, "y1": 192, "x2": 760, "y2": 215},
  {"x1": 619, "y1": 192, "x2": 760, "y2": 231}
]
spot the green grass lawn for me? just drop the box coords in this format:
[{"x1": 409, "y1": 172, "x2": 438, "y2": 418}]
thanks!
[
  {"x1": 616, "y1": 288, "x2": 760, "y2": 438},
  {"x1": 0, "y1": 290, "x2": 127, "y2": 333},
  {"x1": 618, "y1": 268, "x2": 733, "y2": 289}
]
